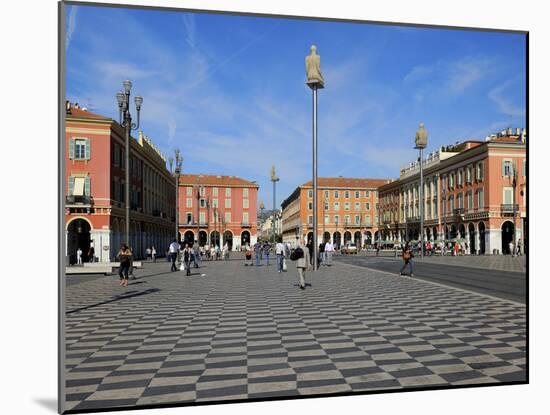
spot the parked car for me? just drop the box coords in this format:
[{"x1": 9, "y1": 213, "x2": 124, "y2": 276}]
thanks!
[{"x1": 341, "y1": 243, "x2": 358, "y2": 254}]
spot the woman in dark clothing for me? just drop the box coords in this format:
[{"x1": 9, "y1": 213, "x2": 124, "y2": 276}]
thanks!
[
  {"x1": 117, "y1": 243, "x2": 132, "y2": 287},
  {"x1": 399, "y1": 242, "x2": 414, "y2": 277}
]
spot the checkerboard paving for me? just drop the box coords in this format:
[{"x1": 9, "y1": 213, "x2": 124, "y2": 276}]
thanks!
[{"x1": 64, "y1": 258, "x2": 526, "y2": 412}]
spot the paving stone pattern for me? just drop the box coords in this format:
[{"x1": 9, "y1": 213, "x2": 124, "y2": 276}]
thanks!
[{"x1": 64, "y1": 258, "x2": 526, "y2": 412}]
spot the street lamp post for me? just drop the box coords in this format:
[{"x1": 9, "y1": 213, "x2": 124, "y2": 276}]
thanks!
[
  {"x1": 270, "y1": 166, "x2": 279, "y2": 245},
  {"x1": 194, "y1": 184, "x2": 204, "y2": 247},
  {"x1": 306, "y1": 45, "x2": 324, "y2": 271},
  {"x1": 213, "y1": 207, "x2": 218, "y2": 248},
  {"x1": 168, "y1": 149, "x2": 183, "y2": 243},
  {"x1": 414, "y1": 123, "x2": 428, "y2": 258},
  {"x1": 116, "y1": 80, "x2": 143, "y2": 249},
  {"x1": 512, "y1": 162, "x2": 518, "y2": 256},
  {"x1": 335, "y1": 216, "x2": 339, "y2": 249},
  {"x1": 206, "y1": 197, "x2": 210, "y2": 247},
  {"x1": 259, "y1": 201, "x2": 265, "y2": 241}
]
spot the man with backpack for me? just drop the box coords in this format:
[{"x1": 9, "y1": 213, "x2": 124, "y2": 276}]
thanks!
[{"x1": 291, "y1": 239, "x2": 310, "y2": 290}]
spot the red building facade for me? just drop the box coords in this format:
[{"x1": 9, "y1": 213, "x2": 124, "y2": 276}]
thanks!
[
  {"x1": 177, "y1": 174, "x2": 259, "y2": 250},
  {"x1": 65, "y1": 102, "x2": 176, "y2": 263}
]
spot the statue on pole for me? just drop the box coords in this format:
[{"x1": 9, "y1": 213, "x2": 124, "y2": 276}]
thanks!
[
  {"x1": 306, "y1": 45, "x2": 325, "y2": 89},
  {"x1": 415, "y1": 122, "x2": 428, "y2": 149}
]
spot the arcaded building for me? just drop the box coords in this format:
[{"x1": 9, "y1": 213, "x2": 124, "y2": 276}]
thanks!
[
  {"x1": 65, "y1": 102, "x2": 176, "y2": 263},
  {"x1": 377, "y1": 127, "x2": 527, "y2": 254},
  {"x1": 281, "y1": 177, "x2": 391, "y2": 248}
]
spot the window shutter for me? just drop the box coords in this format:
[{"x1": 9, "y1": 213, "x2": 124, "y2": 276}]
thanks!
[
  {"x1": 85, "y1": 176, "x2": 91, "y2": 196},
  {"x1": 69, "y1": 138, "x2": 75, "y2": 159},
  {"x1": 85, "y1": 139, "x2": 91, "y2": 160},
  {"x1": 68, "y1": 176, "x2": 75, "y2": 195}
]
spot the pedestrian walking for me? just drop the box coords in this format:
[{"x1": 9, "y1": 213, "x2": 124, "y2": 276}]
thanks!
[
  {"x1": 291, "y1": 239, "x2": 310, "y2": 290},
  {"x1": 306, "y1": 239, "x2": 314, "y2": 266},
  {"x1": 117, "y1": 243, "x2": 132, "y2": 287},
  {"x1": 151, "y1": 246, "x2": 156, "y2": 262},
  {"x1": 210, "y1": 244, "x2": 216, "y2": 260},
  {"x1": 275, "y1": 239, "x2": 286, "y2": 273},
  {"x1": 76, "y1": 247, "x2": 82, "y2": 265},
  {"x1": 182, "y1": 244, "x2": 192, "y2": 275},
  {"x1": 324, "y1": 240, "x2": 334, "y2": 266},
  {"x1": 169, "y1": 239, "x2": 180, "y2": 272},
  {"x1": 508, "y1": 241, "x2": 514, "y2": 256},
  {"x1": 88, "y1": 246, "x2": 95, "y2": 263},
  {"x1": 517, "y1": 240, "x2": 523, "y2": 256},
  {"x1": 318, "y1": 241, "x2": 325, "y2": 265},
  {"x1": 193, "y1": 240, "x2": 200, "y2": 268},
  {"x1": 254, "y1": 241, "x2": 261, "y2": 266},
  {"x1": 245, "y1": 244, "x2": 253, "y2": 266},
  {"x1": 454, "y1": 241, "x2": 459, "y2": 256},
  {"x1": 263, "y1": 241, "x2": 271, "y2": 266},
  {"x1": 145, "y1": 246, "x2": 151, "y2": 261},
  {"x1": 399, "y1": 242, "x2": 414, "y2": 277}
]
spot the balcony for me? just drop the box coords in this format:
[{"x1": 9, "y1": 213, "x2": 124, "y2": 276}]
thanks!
[
  {"x1": 66, "y1": 195, "x2": 93, "y2": 206},
  {"x1": 241, "y1": 222, "x2": 252, "y2": 228},
  {"x1": 180, "y1": 222, "x2": 209, "y2": 228},
  {"x1": 501, "y1": 204, "x2": 519, "y2": 215},
  {"x1": 453, "y1": 207, "x2": 465, "y2": 217}
]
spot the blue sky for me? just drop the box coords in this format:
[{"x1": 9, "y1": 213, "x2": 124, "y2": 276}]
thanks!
[{"x1": 65, "y1": 4, "x2": 526, "y2": 208}]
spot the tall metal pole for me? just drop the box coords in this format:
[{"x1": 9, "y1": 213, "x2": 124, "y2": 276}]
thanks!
[
  {"x1": 312, "y1": 85, "x2": 319, "y2": 271},
  {"x1": 419, "y1": 147, "x2": 424, "y2": 258},
  {"x1": 272, "y1": 180, "x2": 276, "y2": 244},
  {"x1": 124, "y1": 110, "x2": 131, "y2": 247},
  {"x1": 512, "y1": 163, "x2": 517, "y2": 256},
  {"x1": 175, "y1": 172, "x2": 179, "y2": 242}
]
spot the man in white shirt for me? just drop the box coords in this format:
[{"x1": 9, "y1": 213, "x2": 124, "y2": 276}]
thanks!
[
  {"x1": 324, "y1": 241, "x2": 334, "y2": 266},
  {"x1": 76, "y1": 248, "x2": 82, "y2": 265},
  {"x1": 275, "y1": 240, "x2": 286, "y2": 273},
  {"x1": 169, "y1": 239, "x2": 181, "y2": 272}
]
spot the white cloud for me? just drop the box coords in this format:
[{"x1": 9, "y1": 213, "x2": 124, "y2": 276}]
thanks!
[
  {"x1": 404, "y1": 56, "x2": 494, "y2": 94},
  {"x1": 488, "y1": 79, "x2": 526, "y2": 117},
  {"x1": 66, "y1": 5, "x2": 78, "y2": 49},
  {"x1": 182, "y1": 14, "x2": 196, "y2": 49}
]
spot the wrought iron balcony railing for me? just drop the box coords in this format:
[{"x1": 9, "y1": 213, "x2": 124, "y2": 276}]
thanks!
[
  {"x1": 66, "y1": 195, "x2": 93, "y2": 206},
  {"x1": 501, "y1": 204, "x2": 519, "y2": 213}
]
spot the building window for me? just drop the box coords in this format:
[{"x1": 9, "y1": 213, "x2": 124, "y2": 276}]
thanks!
[
  {"x1": 308, "y1": 190, "x2": 313, "y2": 198},
  {"x1": 365, "y1": 190, "x2": 370, "y2": 197},
  {"x1": 365, "y1": 202, "x2": 370, "y2": 210},
  {"x1": 308, "y1": 215, "x2": 313, "y2": 224},
  {"x1": 212, "y1": 198, "x2": 218, "y2": 208},
  {"x1": 503, "y1": 187, "x2": 513, "y2": 205},
  {"x1": 225, "y1": 199, "x2": 231, "y2": 208},
  {"x1": 457, "y1": 170, "x2": 463, "y2": 186},
  {"x1": 365, "y1": 215, "x2": 371, "y2": 225},
  {"x1": 324, "y1": 201, "x2": 329, "y2": 210},
  {"x1": 73, "y1": 138, "x2": 89, "y2": 160},
  {"x1": 354, "y1": 202, "x2": 360, "y2": 211},
  {"x1": 477, "y1": 188, "x2": 484, "y2": 208},
  {"x1": 466, "y1": 166, "x2": 472, "y2": 184},
  {"x1": 334, "y1": 215, "x2": 340, "y2": 224},
  {"x1": 503, "y1": 160, "x2": 513, "y2": 177},
  {"x1": 334, "y1": 202, "x2": 340, "y2": 210},
  {"x1": 449, "y1": 195, "x2": 455, "y2": 211},
  {"x1": 308, "y1": 202, "x2": 313, "y2": 210},
  {"x1": 344, "y1": 202, "x2": 350, "y2": 210},
  {"x1": 199, "y1": 212, "x2": 206, "y2": 224},
  {"x1": 334, "y1": 190, "x2": 339, "y2": 199},
  {"x1": 186, "y1": 198, "x2": 192, "y2": 208},
  {"x1": 324, "y1": 215, "x2": 329, "y2": 224},
  {"x1": 354, "y1": 215, "x2": 360, "y2": 224},
  {"x1": 186, "y1": 213, "x2": 193, "y2": 224},
  {"x1": 243, "y1": 188, "x2": 249, "y2": 198},
  {"x1": 344, "y1": 191, "x2": 350, "y2": 198},
  {"x1": 355, "y1": 191, "x2": 360, "y2": 198},
  {"x1": 225, "y1": 188, "x2": 231, "y2": 197},
  {"x1": 213, "y1": 187, "x2": 218, "y2": 196},
  {"x1": 344, "y1": 215, "x2": 350, "y2": 225},
  {"x1": 324, "y1": 190, "x2": 329, "y2": 198},
  {"x1": 243, "y1": 199, "x2": 249, "y2": 209},
  {"x1": 467, "y1": 191, "x2": 473, "y2": 210},
  {"x1": 186, "y1": 187, "x2": 192, "y2": 196},
  {"x1": 225, "y1": 212, "x2": 231, "y2": 222},
  {"x1": 200, "y1": 199, "x2": 206, "y2": 208},
  {"x1": 243, "y1": 212, "x2": 249, "y2": 224},
  {"x1": 477, "y1": 162, "x2": 484, "y2": 181}
]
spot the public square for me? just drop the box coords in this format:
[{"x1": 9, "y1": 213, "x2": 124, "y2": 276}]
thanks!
[{"x1": 64, "y1": 255, "x2": 526, "y2": 412}]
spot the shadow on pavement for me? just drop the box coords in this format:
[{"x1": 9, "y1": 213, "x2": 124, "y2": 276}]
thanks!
[
  {"x1": 34, "y1": 398, "x2": 57, "y2": 413},
  {"x1": 66, "y1": 288, "x2": 160, "y2": 314}
]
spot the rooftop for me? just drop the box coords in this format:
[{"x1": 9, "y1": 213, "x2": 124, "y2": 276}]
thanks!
[
  {"x1": 178, "y1": 174, "x2": 259, "y2": 187},
  {"x1": 301, "y1": 177, "x2": 391, "y2": 189}
]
